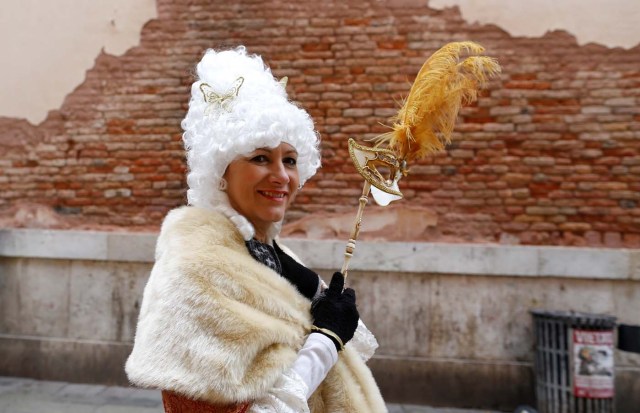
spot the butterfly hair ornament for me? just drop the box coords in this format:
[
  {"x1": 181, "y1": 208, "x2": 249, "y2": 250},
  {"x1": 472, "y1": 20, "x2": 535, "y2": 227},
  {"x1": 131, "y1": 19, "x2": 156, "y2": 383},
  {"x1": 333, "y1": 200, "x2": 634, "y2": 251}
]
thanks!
[
  {"x1": 199, "y1": 76, "x2": 245, "y2": 115},
  {"x1": 341, "y1": 41, "x2": 502, "y2": 278}
]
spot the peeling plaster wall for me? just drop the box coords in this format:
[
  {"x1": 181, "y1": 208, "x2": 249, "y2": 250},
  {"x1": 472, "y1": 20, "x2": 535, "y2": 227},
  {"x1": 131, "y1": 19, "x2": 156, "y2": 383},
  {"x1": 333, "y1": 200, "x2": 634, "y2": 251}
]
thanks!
[
  {"x1": 430, "y1": 0, "x2": 640, "y2": 49},
  {"x1": 0, "y1": 0, "x2": 157, "y2": 124},
  {"x1": 7, "y1": 1, "x2": 637, "y2": 126}
]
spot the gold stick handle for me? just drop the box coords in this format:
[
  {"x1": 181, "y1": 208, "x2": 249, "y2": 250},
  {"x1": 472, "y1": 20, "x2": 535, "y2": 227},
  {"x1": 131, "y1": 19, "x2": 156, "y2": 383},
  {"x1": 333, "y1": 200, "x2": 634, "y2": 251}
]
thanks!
[{"x1": 341, "y1": 181, "x2": 371, "y2": 278}]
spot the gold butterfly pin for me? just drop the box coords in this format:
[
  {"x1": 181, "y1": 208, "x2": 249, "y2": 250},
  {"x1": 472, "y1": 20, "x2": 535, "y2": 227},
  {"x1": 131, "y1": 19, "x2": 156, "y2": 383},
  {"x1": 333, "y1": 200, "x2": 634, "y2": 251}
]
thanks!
[{"x1": 199, "y1": 76, "x2": 245, "y2": 115}]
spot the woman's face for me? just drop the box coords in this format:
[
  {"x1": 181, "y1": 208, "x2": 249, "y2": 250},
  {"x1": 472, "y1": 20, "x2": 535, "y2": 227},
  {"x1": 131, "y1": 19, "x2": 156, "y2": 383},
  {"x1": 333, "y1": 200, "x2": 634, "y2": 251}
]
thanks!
[{"x1": 224, "y1": 142, "x2": 300, "y2": 240}]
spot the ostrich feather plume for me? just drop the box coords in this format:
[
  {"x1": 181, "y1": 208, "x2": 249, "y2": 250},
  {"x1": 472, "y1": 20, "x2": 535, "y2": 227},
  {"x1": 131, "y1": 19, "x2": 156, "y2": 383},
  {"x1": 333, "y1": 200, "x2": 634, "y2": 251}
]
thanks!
[{"x1": 377, "y1": 41, "x2": 501, "y2": 162}]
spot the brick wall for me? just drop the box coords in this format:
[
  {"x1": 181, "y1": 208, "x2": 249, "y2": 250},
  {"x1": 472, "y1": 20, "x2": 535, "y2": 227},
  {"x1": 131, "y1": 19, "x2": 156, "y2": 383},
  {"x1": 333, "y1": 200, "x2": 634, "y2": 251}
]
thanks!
[{"x1": 1, "y1": 0, "x2": 639, "y2": 246}]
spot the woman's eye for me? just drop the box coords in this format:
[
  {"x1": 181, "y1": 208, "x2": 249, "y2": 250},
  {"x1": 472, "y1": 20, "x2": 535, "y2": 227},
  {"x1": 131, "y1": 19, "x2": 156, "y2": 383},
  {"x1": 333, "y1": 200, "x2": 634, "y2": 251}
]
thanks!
[
  {"x1": 283, "y1": 157, "x2": 297, "y2": 167},
  {"x1": 250, "y1": 155, "x2": 269, "y2": 163}
]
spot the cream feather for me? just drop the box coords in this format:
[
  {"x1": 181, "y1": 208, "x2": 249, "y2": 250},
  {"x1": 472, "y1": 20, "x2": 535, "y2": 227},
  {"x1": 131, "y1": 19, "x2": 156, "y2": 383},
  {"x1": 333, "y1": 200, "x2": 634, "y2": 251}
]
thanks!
[{"x1": 377, "y1": 41, "x2": 501, "y2": 162}]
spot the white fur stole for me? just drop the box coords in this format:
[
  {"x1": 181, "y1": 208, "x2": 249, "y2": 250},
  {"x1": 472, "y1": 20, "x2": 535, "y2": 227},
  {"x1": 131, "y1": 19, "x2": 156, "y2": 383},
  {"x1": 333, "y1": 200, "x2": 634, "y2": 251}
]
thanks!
[{"x1": 125, "y1": 206, "x2": 386, "y2": 412}]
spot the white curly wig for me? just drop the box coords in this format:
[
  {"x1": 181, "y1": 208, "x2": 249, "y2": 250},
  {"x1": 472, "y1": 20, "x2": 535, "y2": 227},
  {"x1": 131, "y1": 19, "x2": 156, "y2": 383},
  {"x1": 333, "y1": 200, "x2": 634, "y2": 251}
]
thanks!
[{"x1": 181, "y1": 46, "x2": 321, "y2": 241}]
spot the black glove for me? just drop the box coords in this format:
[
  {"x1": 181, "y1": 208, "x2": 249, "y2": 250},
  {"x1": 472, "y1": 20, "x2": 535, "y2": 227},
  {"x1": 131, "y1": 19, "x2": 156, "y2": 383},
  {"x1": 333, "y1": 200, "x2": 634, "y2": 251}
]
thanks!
[{"x1": 310, "y1": 272, "x2": 359, "y2": 351}]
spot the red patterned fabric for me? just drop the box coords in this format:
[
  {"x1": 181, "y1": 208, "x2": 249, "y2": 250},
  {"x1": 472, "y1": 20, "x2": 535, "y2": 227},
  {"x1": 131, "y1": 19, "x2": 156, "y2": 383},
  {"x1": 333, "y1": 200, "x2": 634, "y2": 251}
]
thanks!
[{"x1": 161, "y1": 391, "x2": 251, "y2": 413}]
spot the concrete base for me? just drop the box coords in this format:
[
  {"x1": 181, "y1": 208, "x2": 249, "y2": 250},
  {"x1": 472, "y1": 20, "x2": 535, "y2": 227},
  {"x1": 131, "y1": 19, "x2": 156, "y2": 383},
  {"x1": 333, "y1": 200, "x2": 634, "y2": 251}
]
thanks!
[
  {"x1": 370, "y1": 357, "x2": 534, "y2": 411},
  {"x1": 0, "y1": 336, "x2": 131, "y2": 385}
]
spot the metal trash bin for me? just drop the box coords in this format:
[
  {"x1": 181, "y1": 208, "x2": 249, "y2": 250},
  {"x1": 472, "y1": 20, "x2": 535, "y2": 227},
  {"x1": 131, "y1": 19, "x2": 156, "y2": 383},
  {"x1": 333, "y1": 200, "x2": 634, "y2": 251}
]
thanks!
[{"x1": 531, "y1": 310, "x2": 617, "y2": 413}]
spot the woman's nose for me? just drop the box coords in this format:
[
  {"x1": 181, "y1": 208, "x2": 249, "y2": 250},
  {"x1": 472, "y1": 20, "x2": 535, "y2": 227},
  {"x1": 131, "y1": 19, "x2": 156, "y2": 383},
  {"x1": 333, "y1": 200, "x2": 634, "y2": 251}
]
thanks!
[{"x1": 269, "y1": 160, "x2": 290, "y2": 184}]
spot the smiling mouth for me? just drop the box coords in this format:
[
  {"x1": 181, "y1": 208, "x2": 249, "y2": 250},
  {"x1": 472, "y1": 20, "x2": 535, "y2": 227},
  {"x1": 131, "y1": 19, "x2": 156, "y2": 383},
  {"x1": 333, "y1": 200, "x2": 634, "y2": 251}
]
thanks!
[{"x1": 258, "y1": 190, "x2": 287, "y2": 200}]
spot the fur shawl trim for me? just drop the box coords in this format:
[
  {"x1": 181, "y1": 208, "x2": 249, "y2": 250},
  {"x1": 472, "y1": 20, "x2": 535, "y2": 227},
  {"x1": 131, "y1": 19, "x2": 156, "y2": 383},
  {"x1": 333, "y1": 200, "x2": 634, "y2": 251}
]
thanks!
[{"x1": 125, "y1": 206, "x2": 386, "y2": 412}]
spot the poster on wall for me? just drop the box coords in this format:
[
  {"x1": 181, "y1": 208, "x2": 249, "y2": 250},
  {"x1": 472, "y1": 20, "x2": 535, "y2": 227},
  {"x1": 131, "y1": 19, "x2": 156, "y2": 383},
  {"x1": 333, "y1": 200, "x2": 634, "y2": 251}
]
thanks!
[{"x1": 571, "y1": 329, "x2": 614, "y2": 398}]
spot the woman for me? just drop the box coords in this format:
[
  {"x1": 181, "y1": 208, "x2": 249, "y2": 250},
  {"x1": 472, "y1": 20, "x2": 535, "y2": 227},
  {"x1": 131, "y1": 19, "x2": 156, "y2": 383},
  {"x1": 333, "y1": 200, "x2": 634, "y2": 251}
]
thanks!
[{"x1": 125, "y1": 47, "x2": 386, "y2": 413}]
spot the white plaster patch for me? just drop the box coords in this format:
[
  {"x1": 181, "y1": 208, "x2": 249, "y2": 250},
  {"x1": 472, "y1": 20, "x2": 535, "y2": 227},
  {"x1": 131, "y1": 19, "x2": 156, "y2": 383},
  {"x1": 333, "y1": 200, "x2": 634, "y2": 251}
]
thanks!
[
  {"x1": 429, "y1": 0, "x2": 640, "y2": 49},
  {"x1": 0, "y1": 0, "x2": 157, "y2": 124}
]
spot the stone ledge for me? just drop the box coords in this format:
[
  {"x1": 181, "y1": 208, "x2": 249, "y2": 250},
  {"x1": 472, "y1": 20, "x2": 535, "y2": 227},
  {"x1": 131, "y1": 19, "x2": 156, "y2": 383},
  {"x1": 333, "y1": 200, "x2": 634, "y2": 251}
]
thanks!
[
  {"x1": 0, "y1": 229, "x2": 157, "y2": 263},
  {"x1": 1, "y1": 228, "x2": 639, "y2": 279}
]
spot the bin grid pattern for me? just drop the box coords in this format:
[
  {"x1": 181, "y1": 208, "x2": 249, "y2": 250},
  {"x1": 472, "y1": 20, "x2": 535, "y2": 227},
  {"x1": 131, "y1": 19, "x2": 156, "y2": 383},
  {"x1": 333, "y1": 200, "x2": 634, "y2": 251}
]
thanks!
[{"x1": 532, "y1": 310, "x2": 616, "y2": 413}]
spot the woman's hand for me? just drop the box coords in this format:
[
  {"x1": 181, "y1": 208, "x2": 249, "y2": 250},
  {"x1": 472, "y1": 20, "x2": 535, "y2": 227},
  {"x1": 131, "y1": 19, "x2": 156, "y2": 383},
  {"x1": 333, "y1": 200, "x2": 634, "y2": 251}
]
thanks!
[{"x1": 310, "y1": 272, "x2": 359, "y2": 351}]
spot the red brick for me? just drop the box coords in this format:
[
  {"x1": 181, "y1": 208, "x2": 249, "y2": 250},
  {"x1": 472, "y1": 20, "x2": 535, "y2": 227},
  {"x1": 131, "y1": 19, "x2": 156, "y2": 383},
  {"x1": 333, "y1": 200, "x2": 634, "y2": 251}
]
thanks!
[
  {"x1": 301, "y1": 42, "x2": 331, "y2": 52},
  {"x1": 377, "y1": 40, "x2": 407, "y2": 50}
]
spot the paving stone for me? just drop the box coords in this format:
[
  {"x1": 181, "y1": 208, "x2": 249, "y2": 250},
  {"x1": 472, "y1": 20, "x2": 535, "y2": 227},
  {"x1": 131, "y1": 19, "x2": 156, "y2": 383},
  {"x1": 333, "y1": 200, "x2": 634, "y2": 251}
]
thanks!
[
  {"x1": 0, "y1": 376, "x2": 503, "y2": 413},
  {"x1": 403, "y1": 406, "x2": 502, "y2": 413},
  {"x1": 57, "y1": 383, "x2": 109, "y2": 398},
  {"x1": 94, "y1": 405, "x2": 163, "y2": 413},
  {"x1": 8, "y1": 379, "x2": 66, "y2": 396},
  {"x1": 0, "y1": 377, "x2": 29, "y2": 395},
  {"x1": 99, "y1": 385, "x2": 158, "y2": 405},
  {"x1": 98, "y1": 386, "x2": 136, "y2": 399},
  {"x1": 0, "y1": 393, "x2": 97, "y2": 413},
  {"x1": 55, "y1": 383, "x2": 109, "y2": 405},
  {"x1": 123, "y1": 388, "x2": 164, "y2": 407}
]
